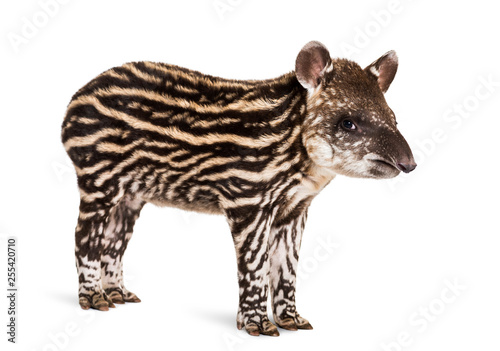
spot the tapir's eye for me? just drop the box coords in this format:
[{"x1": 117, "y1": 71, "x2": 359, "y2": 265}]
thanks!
[{"x1": 342, "y1": 119, "x2": 356, "y2": 131}]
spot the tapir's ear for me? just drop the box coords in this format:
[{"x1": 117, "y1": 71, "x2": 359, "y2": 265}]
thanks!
[
  {"x1": 295, "y1": 41, "x2": 332, "y2": 90},
  {"x1": 365, "y1": 51, "x2": 398, "y2": 93}
]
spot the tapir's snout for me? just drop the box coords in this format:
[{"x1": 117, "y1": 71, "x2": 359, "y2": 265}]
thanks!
[
  {"x1": 388, "y1": 129, "x2": 417, "y2": 175},
  {"x1": 396, "y1": 159, "x2": 417, "y2": 173}
]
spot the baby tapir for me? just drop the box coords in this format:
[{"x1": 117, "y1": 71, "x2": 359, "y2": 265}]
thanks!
[{"x1": 61, "y1": 40, "x2": 416, "y2": 336}]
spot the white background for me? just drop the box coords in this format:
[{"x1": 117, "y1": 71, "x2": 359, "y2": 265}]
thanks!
[{"x1": 1, "y1": 0, "x2": 499, "y2": 350}]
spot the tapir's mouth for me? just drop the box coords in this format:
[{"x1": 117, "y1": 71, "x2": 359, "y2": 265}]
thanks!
[{"x1": 370, "y1": 158, "x2": 400, "y2": 172}]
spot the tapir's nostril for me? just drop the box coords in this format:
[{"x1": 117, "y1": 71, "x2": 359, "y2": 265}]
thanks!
[{"x1": 397, "y1": 162, "x2": 417, "y2": 173}]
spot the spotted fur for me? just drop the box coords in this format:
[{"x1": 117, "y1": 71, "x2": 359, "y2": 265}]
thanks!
[{"x1": 61, "y1": 41, "x2": 415, "y2": 336}]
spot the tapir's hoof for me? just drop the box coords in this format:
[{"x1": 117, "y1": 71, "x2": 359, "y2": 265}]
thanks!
[
  {"x1": 105, "y1": 288, "x2": 141, "y2": 304},
  {"x1": 276, "y1": 314, "x2": 313, "y2": 331},
  {"x1": 238, "y1": 319, "x2": 280, "y2": 336},
  {"x1": 79, "y1": 291, "x2": 115, "y2": 311}
]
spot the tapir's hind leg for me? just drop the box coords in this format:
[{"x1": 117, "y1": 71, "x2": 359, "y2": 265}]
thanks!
[
  {"x1": 101, "y1": 195, "x2": 145, "y2": 305},
  {"x1": 75, "y1": 193, "x2": 144, "y2": 310},
  {"x1": 75, "y1": 198, "x2": 115, "y2": 311}
]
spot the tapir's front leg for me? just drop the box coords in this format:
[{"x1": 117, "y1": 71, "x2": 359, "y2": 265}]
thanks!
[
  {"x1": 225, "y1": 206, "x2": 279, "y2": 337},
  {"x1": 268, "y1": 209, "x2": 313, "y2": 330}
]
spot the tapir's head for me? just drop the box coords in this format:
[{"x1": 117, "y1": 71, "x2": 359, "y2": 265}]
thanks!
[{"x1": 296, "y1": 41, "x2": 416, "y2": 179}]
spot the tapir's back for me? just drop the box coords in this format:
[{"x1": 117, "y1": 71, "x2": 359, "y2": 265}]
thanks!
[{"x1": 61, "y1": 61, "x2": 306, "y2": 212}]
